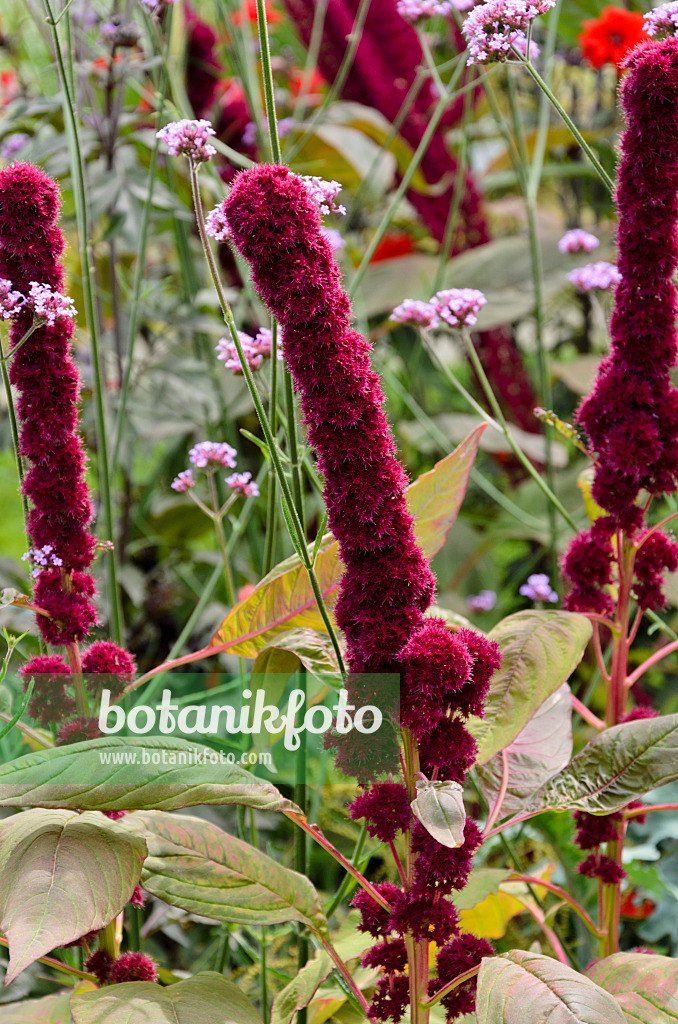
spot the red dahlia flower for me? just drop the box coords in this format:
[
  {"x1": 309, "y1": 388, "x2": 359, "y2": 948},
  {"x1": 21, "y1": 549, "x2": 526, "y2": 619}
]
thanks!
[{"x1": 579, "y1": 6, "x2": 648, "y2": 69}]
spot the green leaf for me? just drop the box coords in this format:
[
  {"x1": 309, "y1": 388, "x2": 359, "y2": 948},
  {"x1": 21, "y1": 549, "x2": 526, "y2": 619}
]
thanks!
[
  {"x1": 252, "y1": 628, "x2": 342, "y2": 679},
  {"x1": 586, "y1": 952, "x2": 678, "y2": 1023},
  {"x1": 476, "y1": 950, "x2": 627, "y2": 1024},
  {"x1": 127, "y1": 810, "x2": 328, "y2": 937},
  {"x1": 530, "y1": 714, "x2": 678, "y2": 814},
  {"x1": 213, "y1": 426, "x2": 486, "y2": 658},
  {"x1": 411, "y1": 781, "x2": 466, "y2": 848},
  {"x1": 451, "y1": 869, "x2": 514, "y2": 913},
  {"x1": 0, "y1": 989, "x2": 76, "y2": 1022},
  {"x1": 271, "y1": 951, "x2": 335, "y2": 1024},
  {"x1": 0, "y1": 737, "x2": 298, "y2": 813},
  {"x1": 70, "y1": 972, "x2": 263, "y2": 1024},
  {"x1": 0, "y1": 809, "x2": 146, "y2": 983},
  {"x1": 476, "y1": 683, "x2": 573, "y2": 815},
  {"x1": 0, "y1": 684, "x2": 12, "y2": 716},
  {"x1": 468, "y1": 611, "x2": 591, "y2": 765}
]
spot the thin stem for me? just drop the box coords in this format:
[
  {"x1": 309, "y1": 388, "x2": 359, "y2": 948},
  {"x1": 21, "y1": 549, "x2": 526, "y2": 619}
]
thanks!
[
  {"x1": 624, "y1": 802, "x2": 678, "y2": 819},
  {"x1": 571, "y1": 694, "x2": 605, "y2": 731},
  {"x1": 263, "y1": 322, "x2": 279, "y2": 575},
  {"x1": 521, "y1": 898, "x2": 569, "y2": 964},
  {"x1": 255, "y1": 0, "x2": 282, "y2": 164},
  {"x1": 522, "y1": 59, "x2": 615, "y2": 193},
  {"x1": 349, "y1": 56, "x2": 471, "y2": 299},
  {"x1": 626, "y1": 637, "x2": 678, "y2": 687},
  {"x1": 592, "y1": 623, "x2": 611, "y2": 683},
  {"x1": 285, "y1": 365, "x2": 305, "y2": 534},
  {"x1": 284, "y1": 0, "x2": 372, "y2": 164},
  {"x1": 0, "y1": 342, "x2": 29, "y2": 553},
  {"x1": 324, "y1": 826, "x2": 368, "y2": 918},
  {"x1": 505, "y1": 875, "x2": 606, "y2": 938},
  {"x1": 0, "y1": 321, "x2": 40, "y2": 363},
  {"x1": 0, "y1": 936, "x2": 95, "y2": 982},
  {"x1": 283, "y1": 811, "x2": 393, "y2": 910},
  {"x1": 424, "y1": 965, "x2": 480, "y2": 1007},
  {"x1": 319, "y1": 936, "x2": 371, "y2": 1016},
  {"x1": 389, "y1": 839, "x2": 408, "y2": 887},
  {"x1": 484, "y1": 749, "x2": 510, "y2": 834},
  {"x1": 458, "y1": 328, "x2": 577, "y2": 531},
  {"x1": 207, "y1": 473, "x2": 237, "y2": 606},
  {"x1": 43, "y1": 0, "x2": 123, "y2": 644},
  {"x1": 66, "y1": 641, "x2": 88, "y2": 716}
]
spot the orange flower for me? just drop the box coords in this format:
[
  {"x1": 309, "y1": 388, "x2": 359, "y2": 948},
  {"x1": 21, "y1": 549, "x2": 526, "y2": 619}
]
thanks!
[
  {"x1": 231, "y1": 0, "x2": 281, "y2": 24},
  {"x1": 578, "y1": 6, "x2": 648, "y2": 69}
]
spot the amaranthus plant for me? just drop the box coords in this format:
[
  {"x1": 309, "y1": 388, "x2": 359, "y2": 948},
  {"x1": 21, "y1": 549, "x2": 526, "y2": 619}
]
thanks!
[{"x1": 1, "y1": 2, "x2": 678, "y2": 1024}]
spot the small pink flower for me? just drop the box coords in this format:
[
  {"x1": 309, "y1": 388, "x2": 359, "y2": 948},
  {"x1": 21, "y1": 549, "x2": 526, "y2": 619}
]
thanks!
[
  {"x1": 645, "y1": 1, "x2": 678, "y2": 37},
  {"x1": 205, "y1": 201, "x2": 230, "y2": 241},
  {"x1": 298, "y1": 175, "x2": 346, "y2": 216},
  {"x1": 519, "y1": 573, "x2": 557, "y2": 602},
  {"x1": 558, "y1": 228, "x2": 600, "y2": 254},
  {"x1": 462, "y1": 0, "x2": 555, "y2": 64},
  {"x1": 188, "y1": 441, "x2": 237, "y2": 469},
  {"x1": 397, "y1": 0, "x2": 453, "y2": 22},
  {"x1": 567, "y1": 261, "x2": 621, "y2": 293},
  {"x1": 467, "y1": 589, "x2": 496, "y2": 612},
  {"x1": 21, "y1": 544, "x2": 63, "y2": 577},
  {"x1": 322, "y1": 227, "x2": 345, "y2": 252},
  {"x1": 390, "y1": 298, "x2": 439, "y2": 328},
  {"x1": 430, "y1": 287, "x2": 487, "y2": 328},
  {"x1": 0, "y1": 278, "x2": 24, "y2": 319},
  {"x1": 156, "y1": 119, "x2": 217, "y2": 162},
  {"x1": 171, "y1": 469, "x2": 196, "y2": 492},
  {"x1": 27, "y1": 281, "x2": 76, "y2": 325},
  {"x1": 226, "y1": 471, "x2": 260, "y2": 497}
]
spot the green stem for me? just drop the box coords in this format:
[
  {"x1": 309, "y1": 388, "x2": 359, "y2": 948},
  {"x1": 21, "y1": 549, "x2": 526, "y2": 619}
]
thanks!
[
  {"x1": 255, "y1": 0, "x2": 282, "y2": 164},
  {"x1": 324, "y1": 826, "x2": 368, "y2": 918},
  {"x1": 295, "y1": 667, "x2": 308, "y2": 1024},
  {"x1": 263, "y1": 323, "x2": 279, "y2": 574},
  {"x1": 43, "y1": 0, "x2": 123, "y2": 644},
  {"x1": 207, "y1": 473, "x2": 237, "y2": 606},
  {"x1": 506, "y1": 68, "x2": 557, "y2": 583},
  {"x1": 0, "y1": 343, "x2": 29, "y2": 552},
  {"x1": 285, "y1": 366, "x2": 305, "y2": 533},
  {"x1": 522, "y1": 59, "x2": 614, "y2": 193}
]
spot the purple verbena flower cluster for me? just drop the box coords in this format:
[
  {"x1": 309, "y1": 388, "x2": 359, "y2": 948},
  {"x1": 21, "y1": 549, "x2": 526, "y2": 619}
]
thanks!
[
  {"x1": 519, "y1": 573, "x2": 557, "y2": 603},
  {"x1": 396, "y1": 0, "x2": 453, "y2": 23},
  {"x1": 205, "y1": 202, "x2": 230, "y2": 241},
  {"x1": 225, "y1": 471, "x2": 260, "y2": 497},
  {"x1": 156, "y1": 119, "x2": 216, "y2": 162},
  {"x1": 0, "y1": 277, "x2": 24, "y2": 319},
  {"x1": 216, "y1": 327, "x2": 276, "y2": 373},
  {"x1": 462, "y1": 0, "x2": 555, "y2": 65},
  {"x1": 298, "y1": 174, "x2": 347, "y2": 216},
  {"x1": 558, "y1": 228, "x2": 600, "y2": 254},
  {"x1": 188, "y1": 441, "x2": 237, "y2": 469},
  {"x1": 567, "y1": 261, "x2": 621, "y2": 293},
  {"x1": 391, "y1": 288, "x2": 487, "y2": 330},
  {"x1": 645, "y1": 1, "x2": 678, "y2": 37}
]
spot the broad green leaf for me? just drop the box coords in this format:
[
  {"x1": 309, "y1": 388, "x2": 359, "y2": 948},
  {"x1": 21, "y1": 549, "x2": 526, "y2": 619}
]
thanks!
[
  {"x1": 0, "y1": 989, "x2": 76, "y2": 1022},
  {"x1": 71, "y1": 972, "x2": 263, "y2": 1024},
  {"x1": 252, "y1": 628, "x2": 341, "y2": 679},
  {"x1": 272, "y1": 952, "x2": 335, "y2": 1024},
  {"x1": 530, "y1": 714, "x2": 678, "y2": 814},
  {"x1": 468, "y1": 611, "x2": 591, "y2": 765},
  {"x1": 213, "y1": 426, "x2": 486, "y2": 658},
  {"x1": 586, "y1": 952, "x2": 678, "y2": 1023},
  {"x1": 476, "y1": 683, "x2": 573, "y2": 815},
  {"x1": 0, "y1": 809, "x2": 146, "y2": 983},
  {"x1": 0, "y1": 737, "x2": 298, "y2": 813},
  {"x1": 454, "y1": 867, "x2": 553, "y2": 940},
  {"x1": 127, "y1": 810, "x2": 328, "y2": 937},
  {"x1": 476, "y1": 950, "x2": 627, "y2": 1024},
  {"x1": 452, "y1": 869, "x2": 514, "y2": 912}
]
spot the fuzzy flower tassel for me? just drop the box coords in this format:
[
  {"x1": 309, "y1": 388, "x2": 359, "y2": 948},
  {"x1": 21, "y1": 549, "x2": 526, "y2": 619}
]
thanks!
[
  {"x1": 0, "y1": 163, "x2": 98, "y2": 646},
  {"x1": 564, "y1": 38, "x2": 678, "y2": 614},
  {"x1": 224, "y1": 165, "x2": 436, "y2": 675}
]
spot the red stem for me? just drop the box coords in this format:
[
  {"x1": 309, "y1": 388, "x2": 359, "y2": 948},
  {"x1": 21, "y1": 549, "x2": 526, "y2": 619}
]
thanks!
[
  {"x1": 571, "y1": 694, "x2": 605, "y2": 731},
  {"x1": 626, "y1": 637, "x2": 678, "y2": 687},
  {"x1": 283, "y1": 811, "x2": 393, "y2": 910}
]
